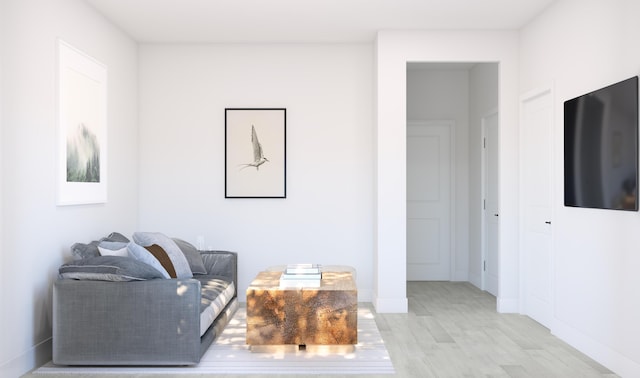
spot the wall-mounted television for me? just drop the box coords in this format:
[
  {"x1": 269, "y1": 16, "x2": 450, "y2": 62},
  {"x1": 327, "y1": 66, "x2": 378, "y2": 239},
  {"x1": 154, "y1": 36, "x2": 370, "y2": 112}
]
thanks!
[{"x1": 564, "y1": 76, "x2": 639, "y2": 211}]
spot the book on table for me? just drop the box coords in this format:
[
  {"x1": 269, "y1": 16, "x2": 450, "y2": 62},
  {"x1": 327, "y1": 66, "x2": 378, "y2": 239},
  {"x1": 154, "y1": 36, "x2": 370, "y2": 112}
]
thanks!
[
  {"x1": 280, "y1": 264, "x2": 322, "y2": 287},
  {"x1": 280, "y1": 272, "x2": 322, "y2": 280},
  {"x1": 285, "y1": 263, "x2": 320, "y2": 275}
]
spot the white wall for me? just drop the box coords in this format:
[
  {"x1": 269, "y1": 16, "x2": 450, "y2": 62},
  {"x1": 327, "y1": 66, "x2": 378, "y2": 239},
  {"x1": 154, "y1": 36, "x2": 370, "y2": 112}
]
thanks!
[
  {"x1": 468, "y1": 63, "x2": 499, "y2": 287},
  {"x1": 137, "y1": 44, "x2": 374, "y2": 302},
  {"x1": 520, "y1": 0, "x2": 640, "y2": 375},
  {"x1": 0, "y1": 2, "x2": 5, "y2": 372},
  {"x1": 5, "y1": 1, "x2": 638, "y2": 376},
  {"x1": 374, "y1": 30, "x2": 519, "y2": 312},
  {"x1": 0, "y1": 0, "x2": 139, "y2": 375},
  {"x1": 406, "y1": 67, "x2": 470, "y2": 281}
]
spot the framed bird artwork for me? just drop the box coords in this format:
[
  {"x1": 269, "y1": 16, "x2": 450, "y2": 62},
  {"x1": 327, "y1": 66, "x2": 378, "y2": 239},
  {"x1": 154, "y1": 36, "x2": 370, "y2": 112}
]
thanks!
[{"x1": 225, "y1": 108, "x2": 286, "y2": 198}]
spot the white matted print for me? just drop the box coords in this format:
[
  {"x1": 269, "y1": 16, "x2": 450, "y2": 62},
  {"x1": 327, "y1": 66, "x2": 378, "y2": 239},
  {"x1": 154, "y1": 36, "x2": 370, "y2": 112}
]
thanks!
[
  {"x1": 57, "y1": 40, "x2": 107, "y2": 205},
  {"x1": 225, "y1": 108, "x2": 286, "y2": 198}
]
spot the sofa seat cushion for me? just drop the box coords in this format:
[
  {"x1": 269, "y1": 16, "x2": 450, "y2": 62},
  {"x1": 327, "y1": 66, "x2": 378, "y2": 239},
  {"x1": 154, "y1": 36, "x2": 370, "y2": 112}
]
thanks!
[{"x1": 197, "y1": 275, "x2": 236, "y2": 336}]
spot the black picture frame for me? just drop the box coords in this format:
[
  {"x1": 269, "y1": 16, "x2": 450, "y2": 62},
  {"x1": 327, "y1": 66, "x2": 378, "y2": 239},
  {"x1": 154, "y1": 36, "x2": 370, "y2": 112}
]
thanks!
[{"x1": 225, "y1": 108, "x2": 286, "y2": 198}]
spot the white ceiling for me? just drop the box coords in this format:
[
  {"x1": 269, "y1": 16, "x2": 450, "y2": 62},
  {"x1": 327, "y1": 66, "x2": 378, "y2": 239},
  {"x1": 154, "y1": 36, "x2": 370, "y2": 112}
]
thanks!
[{"x1": 85, "y1": 0, "x2": 557, "y2": 43}]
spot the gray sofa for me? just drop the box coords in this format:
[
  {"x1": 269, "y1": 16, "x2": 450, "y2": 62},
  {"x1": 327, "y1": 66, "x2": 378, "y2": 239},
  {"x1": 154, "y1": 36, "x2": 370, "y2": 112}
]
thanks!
[{"x1": 52, "y1": 233, "x2": 238, "y2": 366}]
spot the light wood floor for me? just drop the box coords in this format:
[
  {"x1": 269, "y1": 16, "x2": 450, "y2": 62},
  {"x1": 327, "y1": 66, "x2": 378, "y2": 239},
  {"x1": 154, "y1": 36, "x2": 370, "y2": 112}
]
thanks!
[
  {"x1": 23, "y1": 281, "x2": 618, "y2": 378},
  {"x1": 378, "y1": 281, "x2": 618, "y2": 377}
]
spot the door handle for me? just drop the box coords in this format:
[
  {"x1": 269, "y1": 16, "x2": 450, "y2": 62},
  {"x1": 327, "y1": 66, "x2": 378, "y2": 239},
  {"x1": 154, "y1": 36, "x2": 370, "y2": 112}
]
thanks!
[
  {"x1": 494, "y1": 214, "x2": 499, "y2": 217},
  {"x1": 545, "y1": 221, "x2": 551, "y2": 224}
]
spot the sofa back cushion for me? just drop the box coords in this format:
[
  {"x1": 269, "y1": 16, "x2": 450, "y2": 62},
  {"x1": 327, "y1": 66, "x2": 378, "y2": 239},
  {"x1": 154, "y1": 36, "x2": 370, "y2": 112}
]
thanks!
[{"x1": 173, "y1": 238, "x2": 207, "y2": 275}]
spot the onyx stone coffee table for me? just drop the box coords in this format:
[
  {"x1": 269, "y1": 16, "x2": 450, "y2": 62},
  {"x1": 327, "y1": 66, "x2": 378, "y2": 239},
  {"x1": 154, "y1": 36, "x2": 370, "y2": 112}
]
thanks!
[{"x1": 246, "y1": 266, "x2": 357, "y2": 350}]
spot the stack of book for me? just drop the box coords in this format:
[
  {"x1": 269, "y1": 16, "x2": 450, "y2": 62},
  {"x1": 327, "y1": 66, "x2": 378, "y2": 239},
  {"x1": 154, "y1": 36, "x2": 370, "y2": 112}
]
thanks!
[{"x1": 279, "y1": 264, "x2": 322, "y2": 288}]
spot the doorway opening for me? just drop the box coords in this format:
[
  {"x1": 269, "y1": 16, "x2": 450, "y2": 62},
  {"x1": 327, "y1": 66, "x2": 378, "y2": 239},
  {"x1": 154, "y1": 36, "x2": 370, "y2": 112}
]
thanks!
[{"x1": 406, "y1": 62, "x2": 499, "y2": 294}]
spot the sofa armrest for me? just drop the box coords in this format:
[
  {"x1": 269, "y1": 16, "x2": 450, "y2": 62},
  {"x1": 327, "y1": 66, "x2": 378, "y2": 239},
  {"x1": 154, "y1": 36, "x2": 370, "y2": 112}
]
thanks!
[
  {"x1": 200, "y1": 250, "x2": 237, "y2": 296},
  {"x1": 53, "y1": 278, "x2": 202, "y2": 365}
]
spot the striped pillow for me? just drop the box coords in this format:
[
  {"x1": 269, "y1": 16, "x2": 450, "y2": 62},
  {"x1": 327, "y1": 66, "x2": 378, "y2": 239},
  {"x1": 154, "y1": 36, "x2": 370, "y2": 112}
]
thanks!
[
  {"x1": 126, "y1": 241, "x2": 171, "y2": 278},
  {"x1": 144, "y1": 244, "x2": 177, "y2": 278},
  {"x1": 132, "y1": 232, "x2": 193, "y2": 279}
]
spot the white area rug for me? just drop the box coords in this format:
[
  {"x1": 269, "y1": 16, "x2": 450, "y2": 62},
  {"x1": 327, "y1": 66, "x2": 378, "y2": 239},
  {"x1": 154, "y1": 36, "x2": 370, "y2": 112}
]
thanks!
[{"x1": 35, "y1": 306, "x2": 394, "y2": 375}]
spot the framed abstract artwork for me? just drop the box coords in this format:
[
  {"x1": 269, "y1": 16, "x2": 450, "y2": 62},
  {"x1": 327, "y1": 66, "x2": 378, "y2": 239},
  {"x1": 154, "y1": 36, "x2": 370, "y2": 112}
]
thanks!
[
  {"x1": 56, "y1": 39, "x2": 108, "y2": 205},
  {"x1": 225, "y1": 108, "x2": 286, "y2": 198}
]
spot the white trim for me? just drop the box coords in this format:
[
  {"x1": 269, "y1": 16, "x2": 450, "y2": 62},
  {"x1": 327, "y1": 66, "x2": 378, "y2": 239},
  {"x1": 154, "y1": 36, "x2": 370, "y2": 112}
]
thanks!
[
  {"x1": 468, "y1": 271, "x2": 482, "y2": 288},
  {"x1": 1, "y1": 337, "x2": 51, "y2": 376},
  {"x1": 497, "y1": 297, "x2": 518, "y2": 313},
  {"x1": 374, "y1": 31, "x2": 520, "y2": 314},
  {"x1": 374, "y1": 296, "x2": 409, "y2": 313},
  {"x1": 553, "y1": 319, "x2": 640, "y2": 377},
  {"x1": 358, "y1": 289, "x2": 373, "y2": 303}
]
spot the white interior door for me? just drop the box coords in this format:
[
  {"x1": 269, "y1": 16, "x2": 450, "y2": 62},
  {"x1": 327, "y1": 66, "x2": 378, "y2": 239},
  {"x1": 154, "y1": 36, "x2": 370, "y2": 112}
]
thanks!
[
  {"x1": 407, "y1": 121, "x2": 452, "y2": 281},
  {"x1": 521, "y1": 88, "x2": 554, "y2": 328},
  {"x1": 483, "y1": 111, "x2": 499, "y2": 296}
]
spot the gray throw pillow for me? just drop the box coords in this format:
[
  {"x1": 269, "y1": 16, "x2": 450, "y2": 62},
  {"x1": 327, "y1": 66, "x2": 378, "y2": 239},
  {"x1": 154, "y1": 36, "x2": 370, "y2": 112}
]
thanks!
[
  {"x1": 59, "y1": 256, "x2": 164, "y2": 281},
  {"x1": 105, "y1": 232, "x2": 130, "y2": 243},
  {"x1": 70, "y1": 232, "x2": 131, "y2": 260},
  {"x1": 173, "y1": 238, "x2": 207, "y2": 275},
  {"x1": 132, "y1": 232, "x2": 193, "y2": 278},
  {"x1": 71, "y1": 240, "x2": 100, "y2": 260}
]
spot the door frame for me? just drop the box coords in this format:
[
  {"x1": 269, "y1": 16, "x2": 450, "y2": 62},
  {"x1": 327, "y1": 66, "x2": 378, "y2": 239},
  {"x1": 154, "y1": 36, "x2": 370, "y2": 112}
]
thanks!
[
  {"x1": 481, "y1": 108, "x2": 499, "y2": 293},
  {"x1": 518, "y1": 85, "x2": 555, "y2": 327},
  {"x1": 407, "y1": 120, "x2": 456, "y2": 281}
]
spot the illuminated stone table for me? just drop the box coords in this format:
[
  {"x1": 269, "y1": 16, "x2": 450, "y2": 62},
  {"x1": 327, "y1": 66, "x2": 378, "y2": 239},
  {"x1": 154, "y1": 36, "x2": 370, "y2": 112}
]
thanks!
[{"x1": 245, "y1": 267, "x2": 357, "y2": 349}]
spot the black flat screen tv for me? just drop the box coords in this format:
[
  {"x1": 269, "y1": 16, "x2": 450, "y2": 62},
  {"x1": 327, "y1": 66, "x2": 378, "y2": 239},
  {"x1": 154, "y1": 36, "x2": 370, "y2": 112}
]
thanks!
[{"x1": 564, "y1": 76, "x2": 639, "y2": 211}]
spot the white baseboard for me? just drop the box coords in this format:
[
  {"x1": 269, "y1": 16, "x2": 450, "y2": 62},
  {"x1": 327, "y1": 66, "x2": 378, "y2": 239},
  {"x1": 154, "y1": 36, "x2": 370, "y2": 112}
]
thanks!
[
  {"x1": 1, "y1": 337, "x2": 51, "y2": 377},
  {"x1": 468, "y1": 271, "x2": 482, "y2": 289},
  {"x1": 374, "y1": 295, "x2": 408, "y2": 313},
  {"x1": 552, "y1": 320, "x2": 639, "y2": 377},
  {"x1": 497, "y1": 296, "x2": 519, "y2": 313},
  {"x1": 357, "y1": 289, "x2": 373, "y2": 303},
  {"x1": 452, "y1": 269, "x2": 468, "y2": 282}
]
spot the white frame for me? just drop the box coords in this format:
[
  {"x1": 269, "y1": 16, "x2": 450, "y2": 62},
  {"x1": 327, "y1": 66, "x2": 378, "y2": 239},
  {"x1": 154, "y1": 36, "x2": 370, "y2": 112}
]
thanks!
[{"x1": 56, "y1": 39, "x2": 107, "y2": 205}]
